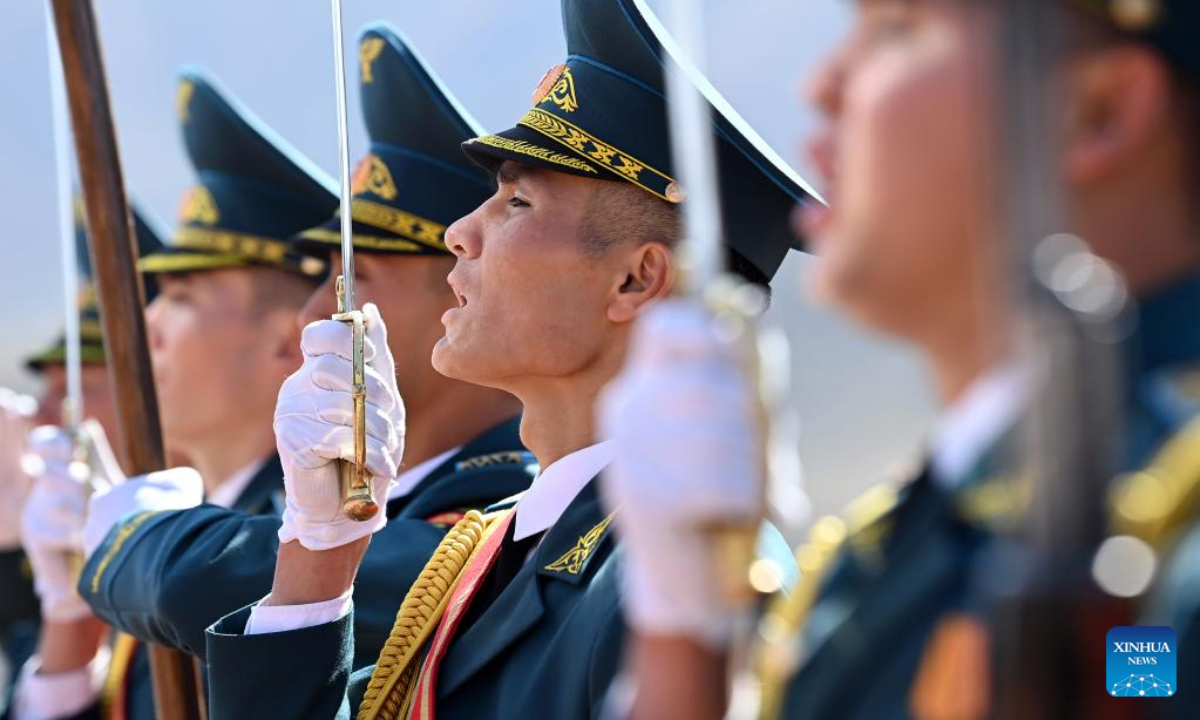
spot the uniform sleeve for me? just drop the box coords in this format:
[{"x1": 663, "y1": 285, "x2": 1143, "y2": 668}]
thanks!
[
  {"x1": 206, "y1": 606, "x2": 355, "y2": 720},
  {"x1": 79, "y1": 506, "x2": 280, "y2": 659}
]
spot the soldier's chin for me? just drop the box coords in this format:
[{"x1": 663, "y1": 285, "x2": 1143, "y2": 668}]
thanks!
[
  {"x1": 431, "y1": 335, "x2": 468, "y2": 382},
  {"x1": 431, "y1": 335, "x2": 505, "y2": 391}
]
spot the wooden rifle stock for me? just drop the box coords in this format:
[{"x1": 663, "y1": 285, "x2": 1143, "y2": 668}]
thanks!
[{"x1": 49, "y1": 1, "x2": 207, "y2": 718}]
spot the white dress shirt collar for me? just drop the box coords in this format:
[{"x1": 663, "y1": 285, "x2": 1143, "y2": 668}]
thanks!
[
  {"x1": 514, "y1": 441, "x2": 615, "y2": 541},
  {"x1": 929, "y1": 364, "x2": 1026, "y2": 489},
  {"x1": 206, "y1": 459, "x2": 265, "y2": 509},
  {"x1": 388, "y1": 446, "x2": 461, "y2": 501}
]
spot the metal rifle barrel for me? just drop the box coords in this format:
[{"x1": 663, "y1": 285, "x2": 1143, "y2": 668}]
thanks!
[{"x1": 990, "y1": 1, "x2": 1135, "y2": 717}]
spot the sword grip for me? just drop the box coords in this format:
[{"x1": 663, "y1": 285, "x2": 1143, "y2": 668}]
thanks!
[{"x1": 333, "y1": 278, "x2": 379, "y2": 522}]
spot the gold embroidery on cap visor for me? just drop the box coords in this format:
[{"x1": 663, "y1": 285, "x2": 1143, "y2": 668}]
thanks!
[
  {"x1": 297, "y1": 199, "x2": 448, "y2": 253},
  {"x1": 297, "y1": 228, "x2": 426, "y2": 254},
  {"x1": 517, "y1": 108, "x2": 679, "y2": 203},
  {"x1": 468, "y1": 135, "x2": 598, "y2": 175},
  {"x1": 139, "y1": 227, "x2": 319, "y2": 274},
  {"x1": 347, "y1": 199, "x2": 447, "y2": 250}
]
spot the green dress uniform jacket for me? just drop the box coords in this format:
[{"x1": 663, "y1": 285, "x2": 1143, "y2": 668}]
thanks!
[
  {"x1": 772, "y1": 273, "x2": 1200, "y2": 720},
  {"x1": 82, "y1": 418, "x2": 533, "y2": 671},
  {"x1": 206, "y1": 478, "x2": 625, "y2": 720}
]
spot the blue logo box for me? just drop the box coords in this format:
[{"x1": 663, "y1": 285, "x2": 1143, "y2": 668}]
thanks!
[{"x1": 1107, "y1": 626, "x2": 1177, "y2": 698}]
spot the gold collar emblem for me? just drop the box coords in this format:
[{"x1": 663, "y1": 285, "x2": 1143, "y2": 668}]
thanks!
[{"x1": 544, "y1": 513, "x2": 615, "y2": 575}]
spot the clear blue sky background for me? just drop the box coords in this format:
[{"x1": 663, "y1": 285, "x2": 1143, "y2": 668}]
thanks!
[{"x1": 0, "y1": 0, "x2": 935, "y2": 515}]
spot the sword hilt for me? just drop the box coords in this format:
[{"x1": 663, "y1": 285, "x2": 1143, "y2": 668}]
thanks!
[
  {"x1": 702, "y1": 275, "x2": 775, "y2": 606},
  {"x1": 334, "y1": 276, "x2": 378, "y2": 522}
]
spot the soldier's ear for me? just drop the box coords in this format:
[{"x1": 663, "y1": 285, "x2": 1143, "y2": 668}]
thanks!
[
  {"x1": 1062, "y1": 45, "x2": 1173, "y2": 186},
  {"x1": 607, "y1": 241, "x2": 674, "y2": 324}
]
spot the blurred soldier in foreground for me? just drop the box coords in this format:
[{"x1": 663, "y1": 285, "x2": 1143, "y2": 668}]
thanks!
[
  {"x1": 198, "y1": 1, "x2": 812, "y2": 717},
  {"x1": 603, "y1": 0, "x2": 1200, "y2": 718},
  {"x1": 80, "y1": 20, "x2": 532, "y2": 692},
  {"x1": 14, "y1": 68, "x2": 334, "y2": 720}
]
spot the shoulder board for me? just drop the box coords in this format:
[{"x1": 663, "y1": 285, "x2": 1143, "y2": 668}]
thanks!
[
  {"x1": 454, "y1": 450, "x2": 538, "y2": 473},
  {"x1": 1111, "y1": 415, "x2": 1200, "y2": 549}
]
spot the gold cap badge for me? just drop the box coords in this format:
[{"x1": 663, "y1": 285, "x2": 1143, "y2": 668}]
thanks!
[
  {"x1": 351, "y1": 154, "x2": 398, "y2": 201},
  {"x1": 532, "y1": 64, "x2": 579, "y2": 113},
  {"x1": 176, "y1": 80, "x2": 195, "y2": 123},
  {"x1": 360, "y1": 37, "x2": 386, "y2": 84},
  {"x1": 178, "y1": 186, "x2": 219, "y2": 226}
]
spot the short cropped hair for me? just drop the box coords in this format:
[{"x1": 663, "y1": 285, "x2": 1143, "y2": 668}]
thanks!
[{"x1": 578, "y1": 180, "x2": 771, "y2": 288}]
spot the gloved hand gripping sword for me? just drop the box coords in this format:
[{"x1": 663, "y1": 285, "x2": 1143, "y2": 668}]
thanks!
[
  {"x1": 660, "y1": 0, "x2": 800, "y2": 636},
  {"x1": 329, "y1": 0, "x2": 378, "y2": 522}
]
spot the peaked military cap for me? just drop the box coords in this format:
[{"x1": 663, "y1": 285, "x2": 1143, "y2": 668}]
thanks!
[
  {"x1": 139, "y1": 68, "x2": 335, "y2": 277},
  {"x1": 294, "y1": 23, "x2": 494, "y2": 257},
  {"x1": 462, "y1": 0, "x2": 821, "y2": 282},
  {"x1": 1071, "y1": 0, "x2": 1200, "y2": 76},
  {"x1": 28, "y1": 199, "x2": 167, "y2": 372}
]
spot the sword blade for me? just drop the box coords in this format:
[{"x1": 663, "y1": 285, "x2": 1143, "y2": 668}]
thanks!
[{"x1": 45, "y1": 3, "x2": 82, "y2": 429}]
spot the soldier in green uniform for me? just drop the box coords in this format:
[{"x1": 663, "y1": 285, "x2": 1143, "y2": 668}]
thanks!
[
  {"x1": 199, "y1": 1, "x2": 813, "y2": 718},
  {"x1": 1, "y1": 205, "x2": 164, "y2": 720},
  {"x1": 603, "y1": 0, "x2": 1200, "y2": 718},
  {"x1": 79, "y1": 20, "x2": 532, "y2": 693},
  {"x1": 14, "y1": 68, "x2": 336, "y2": 720}
]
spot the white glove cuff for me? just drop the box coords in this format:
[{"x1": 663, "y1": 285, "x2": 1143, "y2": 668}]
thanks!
[
  {"x1": 621, "y1": 532, "x2": 737, "y2": 650},
  {"x1": 277, "y1": 506, "x2": 386, "y2": 551},
  {"x1": 14, "y1": 645, "x2": 110, "y2": 720}
]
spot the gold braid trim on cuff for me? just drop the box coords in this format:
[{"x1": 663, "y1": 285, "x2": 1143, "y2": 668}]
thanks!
[{"x1": 356, "y1": 510, "x2": 500, "y2": 720}]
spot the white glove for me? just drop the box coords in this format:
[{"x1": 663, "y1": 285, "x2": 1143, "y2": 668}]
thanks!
[
  {"x1": 599, "y1": 299, "x2": 761, "y2": 648},
  {"x1": 0, "y1": 388, "x2": 36, "y2": 550},
  {"x1": 82, "y1": 467, "x2": 203, "y2": 559},
  {"x1": 19, "y1": 420, "x2": 118, "y2": 621},
  {"x1": 275, "y1": 302, "x2": 405, "y2": 550}
]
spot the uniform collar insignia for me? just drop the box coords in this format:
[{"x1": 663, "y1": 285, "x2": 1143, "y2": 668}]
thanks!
[{"x1": 543, "y1": 511, "x2": 615, "y2": 576}]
